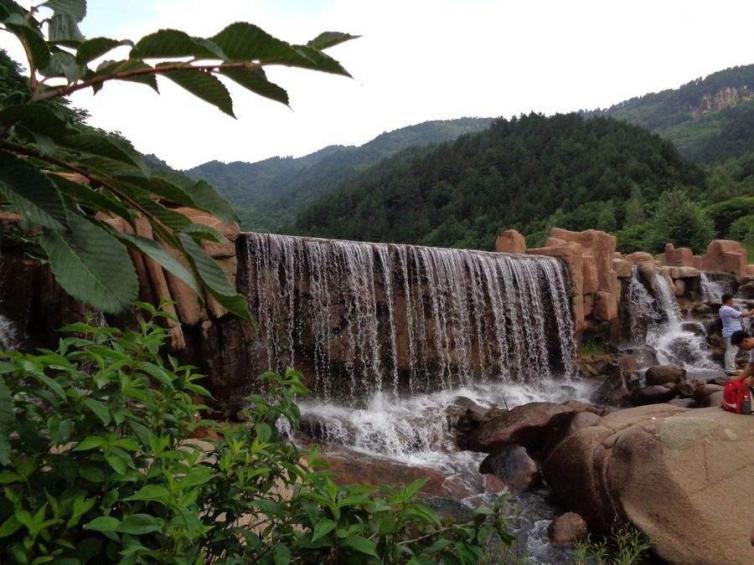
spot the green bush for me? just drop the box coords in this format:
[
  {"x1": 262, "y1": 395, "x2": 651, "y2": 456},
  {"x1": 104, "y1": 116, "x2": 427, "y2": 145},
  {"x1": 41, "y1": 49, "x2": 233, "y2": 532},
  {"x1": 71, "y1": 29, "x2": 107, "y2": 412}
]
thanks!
[
  {"x1": 0, "y1": 306, "x2": 509, "y2": 563},
  {"x1": 648, "y1": 190, "x2": 714, "y2": 253},
  {"x1": 616, "y1": 222, "x2": 654, "y2": 254},
  {"x1": 705, "y1": 196, "x2": 754, "y2": 237}
]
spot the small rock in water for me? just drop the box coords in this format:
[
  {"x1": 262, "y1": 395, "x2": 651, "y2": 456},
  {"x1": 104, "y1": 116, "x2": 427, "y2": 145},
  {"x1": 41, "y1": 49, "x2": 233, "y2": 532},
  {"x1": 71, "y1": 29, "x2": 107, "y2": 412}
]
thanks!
[
  {"x1": 548, "y1": 512, "x2": 588, "y2": 545},
  {"x1": 479, "y1": 445, "x2": 540, "y2": 494},
  {"x1": 645, "y1": 365, "x2": 686, "y2": 386}
]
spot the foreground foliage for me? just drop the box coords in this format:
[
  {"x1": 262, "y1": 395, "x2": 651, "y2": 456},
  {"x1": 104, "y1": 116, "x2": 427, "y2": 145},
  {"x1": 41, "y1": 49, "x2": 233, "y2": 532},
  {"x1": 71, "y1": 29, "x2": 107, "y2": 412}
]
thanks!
[
  {"x1": 0, "y1": 307, "x2": 509, "y2": 563},
  {"x1": 0, "y1": 0, "x2": 355, "y2": 317}
]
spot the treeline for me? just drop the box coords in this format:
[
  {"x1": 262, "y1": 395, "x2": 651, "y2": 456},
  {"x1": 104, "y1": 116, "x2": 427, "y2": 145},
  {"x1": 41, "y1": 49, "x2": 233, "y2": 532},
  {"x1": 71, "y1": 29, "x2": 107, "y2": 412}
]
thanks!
[{"x1": 292, "y1": 113, "x2": 717, "y2": 251}]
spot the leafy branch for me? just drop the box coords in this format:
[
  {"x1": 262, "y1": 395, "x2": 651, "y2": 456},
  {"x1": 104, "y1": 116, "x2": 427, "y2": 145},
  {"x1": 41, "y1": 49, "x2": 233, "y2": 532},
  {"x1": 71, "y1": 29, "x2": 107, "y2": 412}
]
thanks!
[{"x1": 0, "y1": 0, "x2": 356, "y2": 320}]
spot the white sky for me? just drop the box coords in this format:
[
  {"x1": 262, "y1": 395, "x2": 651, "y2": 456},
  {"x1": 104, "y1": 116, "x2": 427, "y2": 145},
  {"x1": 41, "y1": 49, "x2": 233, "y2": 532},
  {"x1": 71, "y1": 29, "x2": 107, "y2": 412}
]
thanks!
[{"x1": 2, "y1": 0, "x2": 754, "y2": 169}]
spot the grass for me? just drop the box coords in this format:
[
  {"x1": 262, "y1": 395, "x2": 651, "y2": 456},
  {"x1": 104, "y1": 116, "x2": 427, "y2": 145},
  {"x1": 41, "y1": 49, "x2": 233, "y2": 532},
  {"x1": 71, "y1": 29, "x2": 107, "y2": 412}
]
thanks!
[{"x1": 574, "y1": 524, "x2": 651, "y2": 565}]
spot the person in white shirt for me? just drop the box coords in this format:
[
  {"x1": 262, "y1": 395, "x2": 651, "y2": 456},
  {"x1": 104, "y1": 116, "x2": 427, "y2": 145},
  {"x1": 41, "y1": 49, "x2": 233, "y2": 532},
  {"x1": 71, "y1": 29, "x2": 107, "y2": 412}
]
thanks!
[{"x1": 720, "y1": 294, "x2": 754, "y2": 375}]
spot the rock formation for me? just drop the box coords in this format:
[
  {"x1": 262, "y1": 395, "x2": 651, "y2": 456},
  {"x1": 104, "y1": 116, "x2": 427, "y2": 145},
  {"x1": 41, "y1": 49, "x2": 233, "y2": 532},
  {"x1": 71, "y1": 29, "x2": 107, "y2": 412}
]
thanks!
[{"x1": 543, "y1": 405, "x2": 754, "y2": 565}]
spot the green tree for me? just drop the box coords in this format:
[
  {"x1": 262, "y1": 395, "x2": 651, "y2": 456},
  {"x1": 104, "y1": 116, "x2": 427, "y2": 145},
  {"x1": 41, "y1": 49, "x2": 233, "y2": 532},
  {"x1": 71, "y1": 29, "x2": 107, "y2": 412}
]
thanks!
[
  {"x1": 623, "y1": 185, "x2": 645, "y2": 226},
  {"x1": 0, "y1": 0, "x2": 356, "y2": 317},
  {"x1": 649, "y1": 189, "x2": 715, "y2": 252}
]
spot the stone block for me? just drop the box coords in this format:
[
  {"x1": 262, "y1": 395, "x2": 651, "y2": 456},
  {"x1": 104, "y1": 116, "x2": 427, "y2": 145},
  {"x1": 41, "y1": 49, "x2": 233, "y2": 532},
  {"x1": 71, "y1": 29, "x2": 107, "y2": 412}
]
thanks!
[
  {"x1": 613, "y1": 257, "x2": 633, "y2": 278},
  {"x1": 665, "y1": 266, "x2": 699, "y2": 279},
  {"x1": 664, "y1": 243, "x2": 695, "y2": 267},
  {"x1": 550, "y1": 228, "x2": 616, "y2": 293},
  {"x1": 584, "y1": 294, "x2": 594, "y2": 317},
  {"x1": 701, "y1": 240, "x2": 746, "y2": 275},
  {"x1": 626, "y1": 252, "x2": 655, "y2": 265},
  {"x1": 583, "y1": 253, "x2": 599, "y2": 294},
  {"x1": 495, "y1": 229, "x2": 526, "y2": 254}
]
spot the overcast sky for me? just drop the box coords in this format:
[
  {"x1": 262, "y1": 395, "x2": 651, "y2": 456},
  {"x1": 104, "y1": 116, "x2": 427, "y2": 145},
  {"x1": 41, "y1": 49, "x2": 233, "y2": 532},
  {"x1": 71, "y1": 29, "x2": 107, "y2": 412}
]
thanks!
[{"x1": 2, "y1": 0, "x2": 754, "y2": 169}]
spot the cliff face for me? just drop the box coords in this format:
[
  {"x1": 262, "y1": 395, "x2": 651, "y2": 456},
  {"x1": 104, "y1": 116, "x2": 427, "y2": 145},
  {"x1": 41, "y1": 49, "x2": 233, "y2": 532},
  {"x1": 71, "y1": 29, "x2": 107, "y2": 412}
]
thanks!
[{"x1": 691, "y1": 85, "x2": 754, "y2": 118}]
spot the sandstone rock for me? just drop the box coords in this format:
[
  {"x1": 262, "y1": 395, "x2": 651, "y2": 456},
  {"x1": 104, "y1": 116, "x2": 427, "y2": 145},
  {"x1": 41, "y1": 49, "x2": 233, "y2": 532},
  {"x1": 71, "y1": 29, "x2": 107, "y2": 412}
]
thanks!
[
  {"x1": 495, "y1": 230, "x2": 526, "y2": 254},
  {"x1": 175, "y1": 206, "x2": 241, "y2": 257},
  {"x1": 593, "y1": 291, "x2": 618, "y2": 322},
  {"x1": 550, "y1": 228, "x2": 617, "y2": 294},
  {"x1": 479, "y1": 445, "x2": 540, "y2": 493},
  {"x1": 701, "y1": 240, "x2": 746, "y2": 276},
  {"x1": 582, "y1": 253, "x2": 599, "y2": 294},
  {"x1": 645, "y1": 365, "x2": 686, "y2": 386},
  {"x1": 543, "y1": 406, "x2": 754, "y2": 564},
  {"x1": 745, "y1": 265, "x2": 754, "y2": 278},
  {"x1": 636, "y1": 261, "x2": 658, "y2": 290},
  {"x1": 548, "y1": 512, "x2": 588, "y2": 546},
  {"x1": 458, "y1": 400, "x2": 604, "y2": 454},
  {"x1": 583, "y1": 294, "x2": 594, "y2": 317},
  {"x1": 674, "y1": 278, "x2": 686, "y2": 297},
  {"x1": 666, "y1": 266, "x2": 700, "y2": 279},
  {"x1": 665, "y1": 243, "x2": 696, "y2": 267},
  {"x1": 567, "y1": 411, "x2": 602, "y2": 434},
  {"x1": 613, "y1": 257, "x2": 633, "y2": 278},
  {"x1": 626, "y1": 252, "x2": 655, "y2": 265},
  {"x1": 529, "y1": 242, "x2": 585, "y2": 331}
]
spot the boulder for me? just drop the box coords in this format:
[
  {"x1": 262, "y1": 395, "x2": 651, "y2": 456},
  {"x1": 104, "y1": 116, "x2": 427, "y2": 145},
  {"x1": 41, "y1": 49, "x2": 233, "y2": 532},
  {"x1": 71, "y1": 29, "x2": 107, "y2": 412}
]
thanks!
[
  {"x1": 495, "y1": 230, "x2": 526, "y2": 254},
  {"x1": 631, "y1": 384, "x2": 676, "y2": 405},
  {"x1": 548, "y1": 512, "x2": 588, "y2": 546},
  {"x1": 666, "y1": 266, "x2": 700, "y2": 279},
  {"x1": 549, "y1": 228, "x2": 617, "y2": 294},
  {"x1": 645, "y1": 365, "x2": 686, "y2": 386},
  {"x1": 583, "y1": 253, "x2": 599, "y2": 294},
  {"x1": 701, "y1": 240, "x2": 746, "y2": 276},
  {"x1": 544, "y1": 405, "x2": 754, "y2": 564},
  {"x1": 479, "y1": 445, "x2": 540, "y2": 493},
  {"x1": 668, "y1": 397, "x2": 697, "y2": 408},
  {"x1": 457, "y1": 400, "x2": 604, "y2": 455},
  {"x1": 636, "y1": 261, "x2": 658, "y2": 290}
]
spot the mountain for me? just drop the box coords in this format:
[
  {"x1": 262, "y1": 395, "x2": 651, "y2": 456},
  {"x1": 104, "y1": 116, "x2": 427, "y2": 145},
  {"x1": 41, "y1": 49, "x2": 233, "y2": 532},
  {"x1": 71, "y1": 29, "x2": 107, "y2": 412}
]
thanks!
[
  {"x1": 184, "y1": 117, "x2": 494, "y2": 231},
  {"x1": 592, "y1": 65, "x2": 754, "y2": 163},
  {"x1": 292, "y1": 113, "x2": 706, "y2": 250}
]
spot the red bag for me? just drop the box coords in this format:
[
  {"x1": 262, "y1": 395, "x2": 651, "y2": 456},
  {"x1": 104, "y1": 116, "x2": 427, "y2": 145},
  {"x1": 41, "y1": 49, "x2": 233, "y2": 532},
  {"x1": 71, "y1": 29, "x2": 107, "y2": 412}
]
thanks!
[{"x1": 721, "y1": 379, "x2": 752, "y2": 414}]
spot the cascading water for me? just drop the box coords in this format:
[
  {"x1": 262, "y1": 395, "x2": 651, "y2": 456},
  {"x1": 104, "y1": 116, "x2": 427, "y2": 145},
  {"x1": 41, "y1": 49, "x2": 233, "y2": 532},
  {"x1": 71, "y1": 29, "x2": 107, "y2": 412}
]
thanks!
[
  {"x1": 243, "y1": 233, "x2": 576, "y2": 402},
  {"x1": 243, "y1": 233, "x2": 581, "y2": 563},
  {"x1": 625, "y1": 267, "x2": 713, "y2": 370},
  {"x1": 700, "y1": 272, "x2": 726, "y2": 304}
]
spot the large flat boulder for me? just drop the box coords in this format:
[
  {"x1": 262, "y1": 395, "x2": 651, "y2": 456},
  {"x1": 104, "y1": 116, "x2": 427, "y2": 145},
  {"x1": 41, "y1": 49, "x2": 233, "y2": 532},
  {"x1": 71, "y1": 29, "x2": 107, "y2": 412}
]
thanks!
[{"x1": 543, "y1": 405, "x2": 754, "y2": 565}]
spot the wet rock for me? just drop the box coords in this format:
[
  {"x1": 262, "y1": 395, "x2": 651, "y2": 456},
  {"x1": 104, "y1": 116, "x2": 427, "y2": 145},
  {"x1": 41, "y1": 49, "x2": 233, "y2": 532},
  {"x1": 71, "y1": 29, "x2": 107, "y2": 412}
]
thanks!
[
  {"x1": 631, "y1": 385, "x2": 676, "y2": 405},
  {"x1": 482, "y1": 473, "x2": 506, "y2": 494},
  {"x1": 739, "y1": 281, "x2": 754, "y2": 299},
  {"x1": 548, "y1": 512, "x2": 588, "y2": 546},
  {"x1": 441, "y1": 474, "x2": 475, "y2": 499},
  {"x1": 693, "y1": 383, "x2": 724, "y2": 404},
  {"x1": 479, "y1": 445, "x2": 540, "y2": 493},
  {"x1": 645, "y1": 365, "x2": 686, "y2": 386},
  {"x1": 567, "y1": 411, "x2": 602, "y2": 434},
  {"x1": 457, "y1": 401, "x2": 606, "y2": 455},
  {"x1": 681, "y1": 321, "x2": 706, "y2": 337},
  {"x1": 590, "y1": 371, "x2": 636, "y2": 407},
  {"x1": 425, "y1": 497, "x2": 475, "y2": 523}
]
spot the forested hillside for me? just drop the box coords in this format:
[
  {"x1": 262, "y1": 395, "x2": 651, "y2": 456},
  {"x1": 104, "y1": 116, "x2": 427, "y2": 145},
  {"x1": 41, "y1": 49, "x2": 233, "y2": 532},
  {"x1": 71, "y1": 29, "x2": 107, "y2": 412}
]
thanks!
[
  {"x1": 593, "y1": 64, "x2": 754, "y2": 163},
  {"x1": 185, "y1": 118, "x2": 494, "y2": 230},
  {"x1": 293, "y1": 113, "x2": 707, "y2": 250}
]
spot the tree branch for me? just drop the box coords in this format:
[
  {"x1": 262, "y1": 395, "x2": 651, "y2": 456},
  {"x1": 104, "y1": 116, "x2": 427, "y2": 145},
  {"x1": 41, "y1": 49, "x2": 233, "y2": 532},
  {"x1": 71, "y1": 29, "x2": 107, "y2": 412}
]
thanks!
[{"x1": 32, "y1": 61, "x2": 263, "y2": 101}]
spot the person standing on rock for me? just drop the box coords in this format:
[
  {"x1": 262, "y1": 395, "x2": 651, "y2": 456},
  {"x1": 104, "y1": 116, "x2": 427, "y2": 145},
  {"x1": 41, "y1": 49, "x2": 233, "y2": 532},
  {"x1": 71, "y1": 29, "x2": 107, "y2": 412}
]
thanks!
[{"x1": 720, "y1": 294, "x2": 754, "y2": 375}]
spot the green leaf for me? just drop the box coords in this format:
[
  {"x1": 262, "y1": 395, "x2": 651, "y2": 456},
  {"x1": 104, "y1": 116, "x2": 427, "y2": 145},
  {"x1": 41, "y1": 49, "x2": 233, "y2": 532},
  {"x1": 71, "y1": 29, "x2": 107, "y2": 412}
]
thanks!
[
  {"x1": 84, "y1": 516, "x2": 120, "y2": 533},
  {"x1": 0, "y1": 377, "x2": 12, "y2": 466},
  {"x1": 114, "y1": 232, "x2": 201, "y2": 294},
  {"x1": 76, "y1": 37, "x2": 130, "y2": 64},
  {"x1": 160, "y1": 67, "x2": 235, "y2": 117},
  {"x1": 125, "y1": 484, "x2": 170, "y2": 503},
  {"x1": 343, "y1": 535, "x2": 379, "y2": 557},
  {"x1": 311, "y1": 519, "x2": 336, "y2": 541},
  {"x1": 186, "y1": 180, "x2": 238, "y2": 222},
  {"x1": 176, "y1": 467, "x2": 213, "y2": 489},
  {"x1": 40, "y1": 50, "x2": 84, "y2": 81},
  {"x1": 0, "y1": 471, "x2": 21, "y2": 484},
  {"x1": 74, "y1": 435, "x2": 106, "y2": 451},
  {"x1": 39, "y1": 215, "x2": 139, "y2": 314},
  {"x1": 219, "y1": 67, "x2": 289, "y2": 106},
  {"x1": 48, "y1": 13, "x2": 84, "y2": 44},
  {"x1": 83, "y1": 398, "x2": 111, "y2": 425},
  {"x1": 0, "y1": 150, "x2": 69, "y2": 230},
  {"x1": 0, "y1": 515, "x2": 22, "y2": 538},
  {"x1": 5, "y1": 18, "x2": 51, "y2": 70},
  {"x1": 284, "y1": 45, "x2": 351, "y2": 77},
  {"x1": 178, "y1": 233, "x2": 249, "y2": 319},
  {"x1": 273, "y1": 544, "x2": 290, "y2": 565},
  {"x1": 51, "y1": 175, "x2": 133, "y2": 220},
  {"x1": 306, "y1": 32, "x2": 359, "y2": 50},
  {"x1": 131, "y1": 29, "x2": 223, "y2": 59},
  {"x1": 104, "y1": 453, "x2": 126, "y2": 474},
  {"x1": 117, "y1": 514, "x2": 164, "y2": 535},
  {"x1": 0, "y1": 103, "x2": 69, "y2": 136},
  {"x1": 57, "y1": 133, "x2": 148, "y2": 173},
  {"x1": 210, "y1": 22, "x2": 292, "y2": 61},
  {"x1": 43, "y1": 0, "x2": 87, "y2": 21}
]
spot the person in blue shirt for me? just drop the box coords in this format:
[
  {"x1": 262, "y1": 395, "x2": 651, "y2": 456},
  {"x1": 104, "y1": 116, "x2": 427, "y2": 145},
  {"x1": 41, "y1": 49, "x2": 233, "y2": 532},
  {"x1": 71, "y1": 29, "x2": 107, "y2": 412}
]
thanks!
[{"x1": 720, "y1": 293, "x2": 754, "y2": 375}]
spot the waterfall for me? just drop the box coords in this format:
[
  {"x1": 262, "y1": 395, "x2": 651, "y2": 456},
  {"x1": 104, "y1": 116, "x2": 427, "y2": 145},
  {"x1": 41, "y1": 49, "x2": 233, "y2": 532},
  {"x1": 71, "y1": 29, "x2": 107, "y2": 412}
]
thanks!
[
  {"x1": 625, "y1": 268, "x2": 712, "y2": 370},
  {"x1": 242, "y1": 233, "x2": 576, "y2": 402},
  {"x1": 700, "y1": 272, "x2": 727, "y2": 304}
]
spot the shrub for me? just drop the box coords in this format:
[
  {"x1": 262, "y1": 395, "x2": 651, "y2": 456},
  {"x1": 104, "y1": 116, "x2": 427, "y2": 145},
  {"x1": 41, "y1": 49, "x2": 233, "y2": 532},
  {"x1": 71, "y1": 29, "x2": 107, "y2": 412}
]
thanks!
[
  {"x1": 0, "y1": 306, "x2": 509, "y2": 563},
  {"x1": 648, "y1": 190, "x2": 714, "y2": 253}
]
